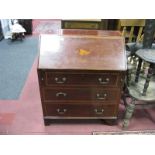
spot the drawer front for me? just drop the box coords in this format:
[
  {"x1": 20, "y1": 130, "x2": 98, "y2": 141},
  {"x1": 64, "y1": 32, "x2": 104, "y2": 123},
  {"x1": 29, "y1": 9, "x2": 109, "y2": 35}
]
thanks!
[
  {"x1": 42, "y1": 87, "x2": 119, "y2": 102},
  {"x1": 44, "y1": 104, "x2": 117, "y2": 117},
  {"x1": 44, "y1": 72, "x2": 119, "y2": 86},
  {"x1": 64, "y1": 22, "x2": 100, "y2": 29}
]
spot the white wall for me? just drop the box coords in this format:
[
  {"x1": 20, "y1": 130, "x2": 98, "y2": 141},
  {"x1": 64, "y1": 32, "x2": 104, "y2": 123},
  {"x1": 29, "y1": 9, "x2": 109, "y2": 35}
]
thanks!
[{"x1": 0, "y1": 19, "x2": 12, "y2": 39}]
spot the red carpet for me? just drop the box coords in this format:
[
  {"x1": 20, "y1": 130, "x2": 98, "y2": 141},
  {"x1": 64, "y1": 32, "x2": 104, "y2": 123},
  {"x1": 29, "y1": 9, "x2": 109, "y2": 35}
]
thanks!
[
  {"x1": 0, "y1": 19, "x2": 155, "y2": 134},
  {"x1": 32, "y1": 19, "x2": 61, "y2": 35}
]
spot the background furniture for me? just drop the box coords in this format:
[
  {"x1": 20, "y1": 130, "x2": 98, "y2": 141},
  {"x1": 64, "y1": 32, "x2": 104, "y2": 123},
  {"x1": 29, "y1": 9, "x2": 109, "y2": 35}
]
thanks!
[
  {"x1": 61, "y1": 19, "x2": 108, "y2": 30},
  {"x1": 0, "y1": 21, "x2": 4, "y2": 41},
  {"x1": 61, "y1": 19, "x2": 119, "y2": 30},
  {"x1": 18, "y1": 19, "x2": 32, "y2": 35},
  {"x1": 37, "y1": 30, "x2": 126, "y2": 125},
  {"x1": 123, "y1": 19, "x2": 155, "y2": 129},
  {"x1": 118, "y1": 19, "x2": 145, "y2": 43}
]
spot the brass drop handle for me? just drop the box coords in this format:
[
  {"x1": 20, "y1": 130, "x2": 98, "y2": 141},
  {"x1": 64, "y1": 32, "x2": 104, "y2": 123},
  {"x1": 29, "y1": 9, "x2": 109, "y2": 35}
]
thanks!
[
  {"x1": 57, "y1": 108, "x2": 67, "y2": 114},
  {"x1": 56, "y1": 92, "x2": 67, "y2": 97},
  {"x1": 98, "y1": 77, "x2": 110, "y2": 84},
  {"x1": 96, "y1": 93, "x2": 107, "y2": 100},
  {"x1": 94, "y1": 109, "x2": 104, "y2": 114},
  {"x1": 55, "y1": 77, "x2": 66, "y2": 84}
]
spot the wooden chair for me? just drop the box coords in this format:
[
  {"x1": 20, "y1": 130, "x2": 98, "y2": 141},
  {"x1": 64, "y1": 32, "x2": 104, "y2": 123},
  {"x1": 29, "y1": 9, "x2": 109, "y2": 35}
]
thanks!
[
  {"x1": 118, "y1": 19, "x2": 145, "y2": 43},
  {"x1": 122, "y1": 19, "x2": 155, "y2": 129},
  {"x1": 118, "y1": 20, "x2": 146, "y2": 84}
]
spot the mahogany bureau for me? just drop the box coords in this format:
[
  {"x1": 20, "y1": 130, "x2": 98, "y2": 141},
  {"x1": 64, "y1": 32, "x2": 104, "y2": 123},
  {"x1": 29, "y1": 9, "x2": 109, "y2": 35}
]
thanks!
[{"x1": 37, "y1": 31, "x2": 126, "y2": 125}]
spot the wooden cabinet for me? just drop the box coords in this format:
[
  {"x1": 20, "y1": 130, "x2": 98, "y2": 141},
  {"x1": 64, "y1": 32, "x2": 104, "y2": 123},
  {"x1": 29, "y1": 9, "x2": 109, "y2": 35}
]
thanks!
[{"x1": 37, "y1": 30, "x2": 126, "y2": 125}]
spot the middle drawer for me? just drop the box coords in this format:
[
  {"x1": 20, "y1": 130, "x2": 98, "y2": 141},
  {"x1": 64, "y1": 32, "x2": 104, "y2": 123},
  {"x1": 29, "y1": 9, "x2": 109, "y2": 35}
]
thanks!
[{"x1": 42, "y1": 87, "x2": 119, "y2": 102}]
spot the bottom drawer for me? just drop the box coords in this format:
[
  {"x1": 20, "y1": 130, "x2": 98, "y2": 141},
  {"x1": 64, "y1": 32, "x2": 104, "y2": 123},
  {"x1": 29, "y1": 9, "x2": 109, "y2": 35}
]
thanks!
[{"x1": 44, "y1": 104, "x2": 118, "y2": 118}]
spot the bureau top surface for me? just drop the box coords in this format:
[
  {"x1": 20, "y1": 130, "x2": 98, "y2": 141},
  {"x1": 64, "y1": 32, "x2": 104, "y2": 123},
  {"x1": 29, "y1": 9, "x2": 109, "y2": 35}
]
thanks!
[{"x1": 38, "y1": 34, "x2": 126, "y2": 71}]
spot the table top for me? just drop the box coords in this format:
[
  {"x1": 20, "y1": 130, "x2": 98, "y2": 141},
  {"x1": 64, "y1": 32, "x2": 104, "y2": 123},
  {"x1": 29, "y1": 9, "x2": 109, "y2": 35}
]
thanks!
[
  {"x1": 136, "y1": 49, "x2": 155, "y2": 63},
  {"x1": 38, "y1": 32, "x2": 126, "y2": 71},
  {"x1": 128, "y1": 76, "x2": 155, "y2": 101}
]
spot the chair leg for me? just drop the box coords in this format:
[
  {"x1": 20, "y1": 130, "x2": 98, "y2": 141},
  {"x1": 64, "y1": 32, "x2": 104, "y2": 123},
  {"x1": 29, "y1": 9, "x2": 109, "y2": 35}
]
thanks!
[
  {"x1": 123, "y1": 98, "x2": 136, "y2": 129},
  {"x1": 127, "y1": 67, "x2": 131, "y2": 86},
  {"x1": 142, "y1": 61, "x2": 149, "y2": 74},
  {"x1": 142, "y1": 63, "x2": 153, "y2": 96},
  {"x1": 135, "y1": 58, "x2": 142, "y2": 82}
]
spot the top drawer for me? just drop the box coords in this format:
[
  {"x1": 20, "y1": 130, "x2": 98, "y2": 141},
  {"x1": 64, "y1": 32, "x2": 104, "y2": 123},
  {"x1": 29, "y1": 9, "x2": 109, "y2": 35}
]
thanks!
[{"x1": 41, "y1": 71, "x2": 119, "y2": 87}]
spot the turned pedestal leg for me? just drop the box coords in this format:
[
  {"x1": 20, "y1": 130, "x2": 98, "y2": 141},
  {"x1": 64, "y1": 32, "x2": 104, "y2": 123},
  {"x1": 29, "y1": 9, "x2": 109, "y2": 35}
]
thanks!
[
  {"x1": 135, "y1": 58, "x2": 142, "y2": 83},
  {"x1": 142, "y1": 63, "x2": 153, "y2": 96},
  {"x1": 123, "y1": 99, "x2": 136, "y2": 129},
  {"x1": 127, "y1": 67, "x2": 132, "y2": 86}
]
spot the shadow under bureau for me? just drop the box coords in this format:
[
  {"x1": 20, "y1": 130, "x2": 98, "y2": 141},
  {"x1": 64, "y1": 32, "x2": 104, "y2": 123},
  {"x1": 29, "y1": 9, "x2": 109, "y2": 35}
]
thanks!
[{"x1": 37, "y1": 32, "x2": 126, "y2": 125}]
